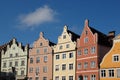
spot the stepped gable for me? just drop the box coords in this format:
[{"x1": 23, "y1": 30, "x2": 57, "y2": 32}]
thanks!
[
  {"x1": 0, "y1": 38, "x2": 26, "y2": 53},
  {"x1": 90, "y1": 27, "x2": 111, "y2": 47},
  {"x1": 67, "y1": 29, "x2": 80, "y2": 42}
]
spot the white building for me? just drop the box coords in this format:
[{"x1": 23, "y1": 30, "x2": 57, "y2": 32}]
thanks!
[{"x1": 0, "y1": 38, "x2": 29, "y2": 80}]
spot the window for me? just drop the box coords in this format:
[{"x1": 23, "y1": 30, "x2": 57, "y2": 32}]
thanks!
[
  {"x1": 84, "y1": 62, "x2": 88, "y2": 69},
  {"x1": 3, "y1": 62, "x2": 6, "y2": 68},
  {"x1": 43, "y1": 77, "x2": 47, "y2": 80},
  {"x1": 91, "y1": 47, "x2": 95, "y2": 54},
  {"x1": 21, "y1": 70, "x2": 24, "y2": 75},
  {"x1": 29, "y1": 77, "x2": 32, "y2": 80},
  {"x1": 69, "y1": 64, "x2": 73, "y2": 70},
  {"x1": 15, "y1": 53, "x2": 18, "y2": 57},
  {"x1": 59, "y1": 45, "x2": 63, "y2": 50},
  {"x1": 91, "y1": 75, "x2": 96, "y2": 80},
  {"x1": 69, "y1": 76, "x2": 73, "y2": 80},
  {"x1": 78, "y1": 63, "x2": 81, "y2": 69},
  {"x1": 55, "y1": 65, "x2": 59, "y2": 71},
  {"x1": 62, "y1": 64, "x2": 66, "y2": 70},
  {"x1": 30, "y1": 58, "x2": 33, "y2": 63},
  {"x1": 113, "y1": 55, "x2": 119, "y2": 62},
  {"x1": 63, "y1": 35, "x2": 66, "y2": 39},
  {"x1": 85, "y1": 30, "x2": 88, "y2": 35},
  {"x1": 56, "y1": 55, "x2": 60, "y2": 60},
  {"x1": 84, "y1": 48, "x2": 88, "y2": 55},
  {"x1": 101, "y1": 70, "x2": 106, "y2": 77},
  {"x1": 21, "y1": 60, "x2": 25, "y2": 66},
  {"x1": 10, "y1": 54, "x2": 13, "y2": 58},
  {"x1": 69, "y1": 53, "x2": 73, "y2": 58},
  {"x1": 36, "y1": 67, "x2": 39, "y2": 74},
  {"x1": 62, "y1": 76, "x2": 66, "y2": 80},
  {"x1": 55, "y1": 76, "x2": 59, "y2": 80},
  {"x1": 40, "y1": 43, "x2": 43, "y2": 46},
  {"x1": 15, "y1": 61, "x2": 18, "y2": 66},
  {"x1": 36, "y1": 57, "x2": 40, "y2": 63},
  {"x1": 62, "y1": 54, "x2": 66, "y2": 59},
  {"x1": 108, "y1": 69, "x2": 114, "y2": 77},
  {"x1": 43, "y1": 66, "x2": 47, "y2": 73},
  {"x1": 91, "y1": 61, "x2": 95, "y2": 68},
  {"x1": 44, "y1": 56, "x2": 48, "y2": 62},
  {"x1": 84, "y1": 37, "x2": 88, "y2": 43},
  {"x1": 29, "y1": 67, "x2": 33, "y2": 73},
  {"x1": 9, "y1": 62, "x2": 12, "y2": 67},
  {"x1": 36, "y1": 49, "x2": 40, "y2": 54},
  {"x1": 44, "y1": 48, "x2": 47, "y2": 53},
  {"x1": 78, "y1": 50, "x2": 82, "y2": 56},
  {"x1": 84, "y1": 75, "x2": 88, "y2": 80},
  {"x1": 66, "y1": 44, "x2": 70, "y2": 48},
  {"x1": 117, "y1": 69, "x2": 120, "y2": 78},
  {"x1": 13, "y1": 47, "x2": 15, "y2": 50},
  {"x1": 35, "y1": 77, "x2": 39, "y2": 80}
]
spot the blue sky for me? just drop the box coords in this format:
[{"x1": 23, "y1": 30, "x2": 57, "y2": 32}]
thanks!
[{"x1": 0, "y1": 0, "x2": 120, "y2": 45}]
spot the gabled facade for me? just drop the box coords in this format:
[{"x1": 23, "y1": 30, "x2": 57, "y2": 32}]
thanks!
[
  {"x1": 0, "y1": 38, "x2": 29, "y2": 80},
  {"x1": 100, "y1": 34, "x2": 120, "y2": 80},
  {"x1": 76, "y1": 20, "x2": 112, "y2": 80},
  {"x1": 27, "y1": 32, "x2": 54, "y2": 80},
  {"x1": 53, "y1": 26, "x2": 79, "y2": 80}
]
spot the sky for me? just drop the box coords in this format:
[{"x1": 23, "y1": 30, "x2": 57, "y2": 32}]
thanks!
[{"x1": 0, "y1": 0, "x2": 120, "y2": 46}]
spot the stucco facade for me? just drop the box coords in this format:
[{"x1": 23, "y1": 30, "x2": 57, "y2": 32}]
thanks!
[
  {"x1": 76, "y1": 20, "x2": 112, "y2": 80},
  {"x1": 1, "y1": 38, "x2": 29, "y2": 80},
  {"x1": 27, "y1": 32, "x2": 54, "y2": 80},
  {"x1": 100, "y1": 35, "x2": 120, "y2": 80},
  {"x1": 53, "y1": 26, "x2": 79, "y2": 80}
]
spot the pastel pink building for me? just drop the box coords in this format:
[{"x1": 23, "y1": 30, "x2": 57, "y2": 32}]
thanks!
[{"x1": 27, "y1": 32, "x2": 55, "y2": 80}]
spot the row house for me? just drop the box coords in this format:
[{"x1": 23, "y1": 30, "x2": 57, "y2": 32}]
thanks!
[
  {"x1": 100, "y1": 34, "x2": 120, "y2": 80},
  {"x1": 76, "y1": 20, "x2": 114, "y2": 80},
  {"x1": 27, "y1": 32, "x2": 55, "y2": 80},
  {"x1": 0, "y1": 38, "x2": 29, "y2": 80},
  {"x1": 53, "y1": 26, "x2": 79, "y2": 80}
]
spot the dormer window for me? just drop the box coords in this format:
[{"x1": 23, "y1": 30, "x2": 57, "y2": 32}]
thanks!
[{"x1": 63, "y1": 35, "x2": 66, "y2": 39}]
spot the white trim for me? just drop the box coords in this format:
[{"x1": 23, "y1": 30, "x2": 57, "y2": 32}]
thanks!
[
  {"x1": 77, "y1": 56, "x2": 97, "y2": 60},
  {"x1": 76, "y1": 70, "x2": 98, "y2": 73}
]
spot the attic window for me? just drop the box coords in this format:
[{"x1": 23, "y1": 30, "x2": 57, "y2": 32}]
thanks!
[
  {"x1": 85, "y1": 30, "x2": 88, "y2": 35},
  {"x1": 40, "y1": 43, "x2": 42, "y2": 46},
  {"x1": 13, "y1": 47, "x2": 15, "y2": 50},
  {"x1": 113, "y1": 55, "x2": 119, "y2": 62},
  {"x1": 84, "y1": 37, "x2": 88, "y2": 43},
  {"x1": 63, "y1": 35, "x2": 66, "y2": 39}
]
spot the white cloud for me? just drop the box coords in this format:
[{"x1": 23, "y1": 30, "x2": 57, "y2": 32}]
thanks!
[{"x1": 18, "y1": 5, "x2": 57, "y2": 29}]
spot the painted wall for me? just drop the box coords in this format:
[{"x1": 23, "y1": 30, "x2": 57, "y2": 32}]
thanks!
[
  {"x1": 53, "y1": 26, "x2": 76, "y2": 80},
  {"x1": 100, "y1": 35, "x2": 120, "y2": 80},
  {"x1": 28, "y1": 32, "x2": 53, "y2": 80},
  {"x1": 1, "y1": 38, "x2": 28, "y2": 80}
]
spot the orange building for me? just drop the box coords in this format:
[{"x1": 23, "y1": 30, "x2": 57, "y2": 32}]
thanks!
[
  {"x1": 27, "y1": 32, "x2": 55, "y2": 80},
  {"x1": 100, "y1": 34, "x2": 120, "y2": 80},
  {"x1": 76, "y1": 20, "x2": 113, "y2": 80}
]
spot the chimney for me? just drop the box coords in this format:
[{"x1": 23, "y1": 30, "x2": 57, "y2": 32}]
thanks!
[
  {"x1": 108, "y1": 31, "x2": 115, "y2": 38},
  {"x1": 108, "y1": 31, "x2": 115, "y2": 45}
]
